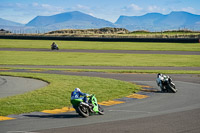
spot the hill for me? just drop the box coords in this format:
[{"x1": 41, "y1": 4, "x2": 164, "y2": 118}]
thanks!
[
  {"x1": 46, "y1": 27, "x2": 129, "y2": 35},
  {"x1": 0, "y1": 18, "x2": 23, "y2": 27},
  {"x1": 115, "y1": 11, "x2": 200, "y2": 31},
  {"x1": 1, "y1": 11, "x2": 200, "y2": 33},
  {"x1": 26, "y1": 11, "x2": 115, "y2": 30}
]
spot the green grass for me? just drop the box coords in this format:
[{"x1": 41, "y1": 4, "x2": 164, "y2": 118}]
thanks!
[
  {"x1": 1, "y1": 67, "x2": 200, "y2": 74},
  {"x1": 0, "y1": 39, "x2": 200, "y2": 51},
  {"x1": 1, "y1": 51, "x2": 200, "y2": 67},
  {"x1": 1, "y1": 39, "x2": 199, "y2": 116},
  {"x1": 0, "y1": 72, "x2": 140, "y2": 116},
  {"x1": 44, "y1": 69, "x2": 200, "y2": 74},
  {"x1": 82, "y1": 69, "x2": 200, "y2": 74}
]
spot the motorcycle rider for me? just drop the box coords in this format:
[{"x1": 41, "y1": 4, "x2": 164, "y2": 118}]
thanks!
[
  {"x1": 156, "y1": 73, "x2": 169, "y2": 92},
  {"x1": 71, "y1": 88, "x2": 89, "y2": 103},
  {"x1": 71, "y1": 88, "x2": 95, "y2": 113},
  {"x1": 156, "y1": 73, "x2": 176, "y2": 92},
  {"x1": 51, "y1": 42, "x2": 58, "y2": 50}
]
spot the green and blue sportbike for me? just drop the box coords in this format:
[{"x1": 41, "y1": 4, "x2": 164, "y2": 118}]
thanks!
[{"x1": 71, "y1": 94, "x2": 104, "y2": 117}]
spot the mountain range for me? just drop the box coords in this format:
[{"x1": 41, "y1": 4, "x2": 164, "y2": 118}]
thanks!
[
  {"x1": 115, "y1": 11, "x2": 200, "y2": 31},
  {"x1": 26, "y1": 11, "x2": 115, "y2": 29},
  {"x1": 0, "y1": 11, "x2": 200, "y2": 33}
]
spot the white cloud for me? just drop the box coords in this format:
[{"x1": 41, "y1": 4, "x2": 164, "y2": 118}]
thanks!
[
  {"x1": 0, "y1": 2, "x2": 66, "y2": 23},
  {"x1": 1, "y1": 2, "x2": 65, "y2": 15},
  {"x1": 129, "y1": 4, "x2": 143, "y2": 11},
  {"x1": 76, "y1": 4, "x2": 90, "y2": 10},
  {"x1": 148, "y1": 5, "x2": 157, "y2": 12},
  {"x1": 125, "y1": 3, "x2": 143, "y2": 11},
  {"x1": 147, "y1": 5, "x2": 166, "y2": 13},
  {"x1": 29, "y1": 3, "x2": 65, "y2": 14}
]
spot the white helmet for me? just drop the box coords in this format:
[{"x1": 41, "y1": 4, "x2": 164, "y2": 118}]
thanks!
[{"x1": 74, "y1": 88, "x2": 80, "y2": 92}]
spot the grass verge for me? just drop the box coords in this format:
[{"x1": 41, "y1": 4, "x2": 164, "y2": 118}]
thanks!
[
  {"x1": 1, "y1": 67, "x2": 200, "y2": 74},
  {"x1": 1, "y1": 51, "x2": 200, "y2": 67},
  {"x1": 57, "y1": 69, "x2": 200, "y2": 74},
  {"x1": 0, "y1": 72, "x2": 140, "y2": 116},
  {"x1": 0, "y1": 39, "x2": 200, "y2": 51}
]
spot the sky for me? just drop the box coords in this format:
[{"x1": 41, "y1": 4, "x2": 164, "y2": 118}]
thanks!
[{"x1": 0, "y1": 0, "x2": 199, "y2": 24}]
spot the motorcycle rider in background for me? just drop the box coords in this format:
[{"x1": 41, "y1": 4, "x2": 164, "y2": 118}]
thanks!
[
  {"x1": 51, "y1": 42, "x2": 59, "y2": 50},
  {"x1": 156, "y1": 73, "x2": 173, "y2": 92}
]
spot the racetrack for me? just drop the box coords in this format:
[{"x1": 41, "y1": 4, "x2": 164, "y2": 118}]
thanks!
[
  {"x1": 1, "y1": 48, "x2": 200, "y2": 55},
  {"x1": 0, "y1": 48, "x2": 200, "y2": 133},
  {"x1": 0, "y1": 76, "x2": 48, "y2": 98},
  {"x1": 0, "y1": 70, "x2": 200, "y2": 133}
]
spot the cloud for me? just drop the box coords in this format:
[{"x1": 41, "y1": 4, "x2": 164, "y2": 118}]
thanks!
[
  {"x1": 129, "y1": 4, "x2": 143, "y2": 11},
  {"x1": 76, "y1": 4, "x2": 90, "y2": 10},
  {"x1": 124, "y1": 3, "x2": 143, "y2": 11},
  {"x1": 0, "y1": 2, "x2": 65, "y2": 15},
  {"x1": 0, "y1": 2, "x2": 66, "y2": 23},
  {"x1": 148, "y1": 5, "x2": 158, "y2": 12},
  {"x1": 147, "y1": 5, "x2": 166, "y2": 13},
  {"x1": 29, "y1": 3, "x2": 65, "y2": 15}
]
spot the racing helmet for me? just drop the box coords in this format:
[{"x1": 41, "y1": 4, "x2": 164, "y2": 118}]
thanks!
[{"x1": 74, "y1": 88, "x2": 80, "y2": 92}]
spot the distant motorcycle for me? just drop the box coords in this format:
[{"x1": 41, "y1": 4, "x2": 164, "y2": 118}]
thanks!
[
  {"x1": 156, "y1": 73, "x2": 177, "y2": 93},
  {"x1": 71, "y1": 94, "x2": 104, "y2": 117},
  {"x1": 51, "y1": 42, "x2": 59, "y2": 50}
]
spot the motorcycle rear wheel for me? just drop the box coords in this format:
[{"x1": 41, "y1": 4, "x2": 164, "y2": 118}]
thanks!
[{"x1": 77, "y1": 105, "x2": 89, "y2": 117}]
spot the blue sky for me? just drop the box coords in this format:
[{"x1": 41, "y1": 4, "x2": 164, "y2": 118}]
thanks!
[{"x1": 0, "y1": 0, "x2": 199, "y2": 24}]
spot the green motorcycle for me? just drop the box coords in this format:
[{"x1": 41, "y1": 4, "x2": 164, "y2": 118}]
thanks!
[{"x1": 71, "y1": 94, "x2": 104, "y2": 117}]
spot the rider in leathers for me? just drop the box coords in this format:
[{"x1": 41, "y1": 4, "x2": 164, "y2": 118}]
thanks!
[
  {"x1": 71, "y1": 88, "x2": 89, "y2": 103},
  {"x1": 156, "y1": 73, "x2": 172, "y2": 92}
]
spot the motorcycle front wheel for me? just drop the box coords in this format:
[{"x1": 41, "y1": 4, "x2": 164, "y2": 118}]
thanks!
[
  {"x1": 98, "y1": 104, "x2": 104, "y2": 115},
  {"x1": 169, "y1": 84, "x2": 177, "y2": 93}
]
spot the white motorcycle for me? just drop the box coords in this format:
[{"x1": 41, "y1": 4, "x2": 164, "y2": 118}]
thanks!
[{"x1": 156, "y1": 74, "x2": 177, "y2": 93}]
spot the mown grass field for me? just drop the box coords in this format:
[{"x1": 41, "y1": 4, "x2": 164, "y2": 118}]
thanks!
[
  {"x1": 1, "y1": 51, "x2": 200, "y2": 67},
  {"x1": 0, "y1": 39, "x2": 200, "y2": 51}
]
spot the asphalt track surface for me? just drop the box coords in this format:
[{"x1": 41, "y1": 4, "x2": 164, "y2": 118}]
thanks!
[
  {"x1": 1, "y1": 65, "x2": 200, "y2": 71},
  {"x1": 0, "y1": 48, "x2": 200, "y2": 133},
  {"x1": 0, "y1": 76, "x2": 48, "y2": 98},
  {"x1": 1, "y1": 48, "x2": 200, "y2": 55}
]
